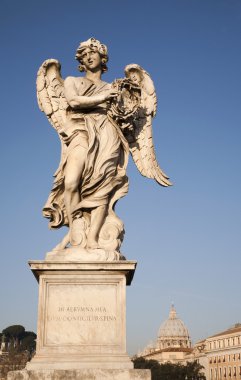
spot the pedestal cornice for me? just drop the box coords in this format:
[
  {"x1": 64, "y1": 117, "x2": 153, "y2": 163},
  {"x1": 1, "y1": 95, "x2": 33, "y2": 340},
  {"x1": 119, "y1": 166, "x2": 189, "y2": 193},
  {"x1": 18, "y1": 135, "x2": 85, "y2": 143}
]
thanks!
[{"x1": 28, "y1": 260, "x2": 137, "y2": 286}]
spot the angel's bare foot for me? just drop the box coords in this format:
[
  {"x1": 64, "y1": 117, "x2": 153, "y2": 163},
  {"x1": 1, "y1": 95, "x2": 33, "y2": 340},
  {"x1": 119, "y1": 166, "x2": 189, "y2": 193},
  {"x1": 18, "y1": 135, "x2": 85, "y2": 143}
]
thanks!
[{"x1": 52, "y1": 232, "x2": 70, "y2": 251}]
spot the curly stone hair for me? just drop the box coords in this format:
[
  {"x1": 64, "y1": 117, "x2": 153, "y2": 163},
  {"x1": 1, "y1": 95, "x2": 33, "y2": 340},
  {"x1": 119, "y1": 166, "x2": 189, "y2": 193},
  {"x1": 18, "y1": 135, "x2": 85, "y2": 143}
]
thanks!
[{"x1": 75, "y1": 37, "x2": 108, "y2": 73}]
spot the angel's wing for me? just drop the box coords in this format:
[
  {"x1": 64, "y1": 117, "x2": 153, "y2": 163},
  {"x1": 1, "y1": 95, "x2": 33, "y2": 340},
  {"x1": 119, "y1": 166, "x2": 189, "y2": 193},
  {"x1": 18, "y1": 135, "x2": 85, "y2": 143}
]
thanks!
[
  {"x1": 36, "y1": 59, "x2": 68, "y2": 134},
  {"x1": 124, "y1": 64, "x2": 172, "y2": 187},
  {"x1": 36, "y1": 58, "x2": 69, "y2": 181},
  {"x1": 37, "y1": 60, "x2": 69, "y2": 226}
]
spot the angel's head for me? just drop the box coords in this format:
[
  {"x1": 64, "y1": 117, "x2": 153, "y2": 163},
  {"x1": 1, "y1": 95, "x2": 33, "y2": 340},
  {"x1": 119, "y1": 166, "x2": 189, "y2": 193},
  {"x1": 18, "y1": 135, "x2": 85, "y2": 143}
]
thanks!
[
  {"x1": 75, "y1": 38, "x2": 108, "y2": 73},
  {"x1": 125, "y1": 65, "x2": 143, "y2": 85}
]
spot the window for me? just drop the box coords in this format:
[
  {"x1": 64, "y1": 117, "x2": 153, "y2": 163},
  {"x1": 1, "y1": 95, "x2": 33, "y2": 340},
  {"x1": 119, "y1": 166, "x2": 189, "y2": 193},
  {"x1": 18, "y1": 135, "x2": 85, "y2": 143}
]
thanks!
[
  {"x1": 223, "y1": 355, "x2": 226, "y2": 362},
  {"x1": 228, "y1": 366, "x2": 232, "y2": 377},
  {"x1": 210, "y1": 368, "x2": 213, "y2": 380},
  {"x1": 234, "y1": 366, "x2": 237, "y2": 377},
  {"x1": 224, "y1": 367, "x2": 227, "y2": 378}
]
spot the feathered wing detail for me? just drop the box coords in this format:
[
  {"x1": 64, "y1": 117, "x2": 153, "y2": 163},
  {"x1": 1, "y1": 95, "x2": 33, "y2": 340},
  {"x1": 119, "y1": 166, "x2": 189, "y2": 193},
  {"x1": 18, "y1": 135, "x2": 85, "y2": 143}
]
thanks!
[
  {"x1": 36, "y1": 59, "x2": 68, "y2": 132},
  {"x1": 37, "y1": 59, "x2": 69, "y2": 226},
  {"x1": 37, "y1": 59, "x2": 69, "y2": 167},
  {"x1": 124, "y1": 64, "x2": 172, "y2": 187}
]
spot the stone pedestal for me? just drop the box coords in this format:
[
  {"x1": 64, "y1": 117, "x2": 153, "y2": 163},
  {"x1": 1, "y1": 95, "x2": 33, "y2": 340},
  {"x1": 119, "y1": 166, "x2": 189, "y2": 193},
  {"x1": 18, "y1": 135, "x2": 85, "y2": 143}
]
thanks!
[
  {"x1": 8, "y1": 259, "x2": 150, "y2": 379},
  {"x1": 7, "y1": 369, "x2": 151, "y2": 379}
]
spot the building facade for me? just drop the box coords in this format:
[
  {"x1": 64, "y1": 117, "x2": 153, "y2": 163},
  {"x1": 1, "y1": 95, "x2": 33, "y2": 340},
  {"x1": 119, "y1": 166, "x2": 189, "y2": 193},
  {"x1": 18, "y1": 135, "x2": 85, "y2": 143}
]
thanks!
[
  {"x1": 136, "y1": 305, "x2": 241, "y2": 380},
  {"x1": 193, "y1": 324, "x2": 241, "y2": 380}
]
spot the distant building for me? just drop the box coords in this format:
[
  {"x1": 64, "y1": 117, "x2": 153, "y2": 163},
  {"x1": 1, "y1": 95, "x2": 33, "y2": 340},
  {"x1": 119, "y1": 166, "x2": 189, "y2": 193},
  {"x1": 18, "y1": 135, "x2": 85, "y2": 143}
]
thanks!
[
  {"x1": 193, "y1": 324, "x2": 241, "y2": 380},
  {"x1": 136, "y1": 305, "x2": 241, "y2": 380},
  {"x1": 136, "y1": 304, "x2": 193, "y2": 364}
]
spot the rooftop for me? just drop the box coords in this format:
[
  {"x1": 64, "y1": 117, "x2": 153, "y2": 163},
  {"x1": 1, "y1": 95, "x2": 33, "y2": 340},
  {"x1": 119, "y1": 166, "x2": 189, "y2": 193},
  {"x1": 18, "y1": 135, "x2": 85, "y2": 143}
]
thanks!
[
  {"x1": 142, "y1": 347, "x2": 193, "y2": 358},
  {"x1": 207, "y1": 324, "x2": 241, "y2": 339}
]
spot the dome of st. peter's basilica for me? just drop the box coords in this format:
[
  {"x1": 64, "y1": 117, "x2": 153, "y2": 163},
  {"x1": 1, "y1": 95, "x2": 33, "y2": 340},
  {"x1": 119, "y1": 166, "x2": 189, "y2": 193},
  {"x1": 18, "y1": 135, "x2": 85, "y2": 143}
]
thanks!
[{"x1": 157, "y1": 304, "x2": 191, "y2": 349}]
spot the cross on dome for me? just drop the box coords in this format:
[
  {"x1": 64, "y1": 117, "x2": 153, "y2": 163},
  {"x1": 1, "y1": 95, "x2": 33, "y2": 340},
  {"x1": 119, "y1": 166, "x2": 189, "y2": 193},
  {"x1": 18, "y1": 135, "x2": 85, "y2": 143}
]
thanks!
[{"x1": 169, "y1": 303, "x2": 177, "y2": 319}]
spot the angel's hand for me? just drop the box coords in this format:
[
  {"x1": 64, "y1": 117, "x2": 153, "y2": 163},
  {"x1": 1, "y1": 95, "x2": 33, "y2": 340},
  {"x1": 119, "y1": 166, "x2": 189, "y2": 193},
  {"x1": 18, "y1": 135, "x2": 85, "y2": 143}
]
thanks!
[{"x1": 103, "y1": 89, "x2": 119, "y2": 102}]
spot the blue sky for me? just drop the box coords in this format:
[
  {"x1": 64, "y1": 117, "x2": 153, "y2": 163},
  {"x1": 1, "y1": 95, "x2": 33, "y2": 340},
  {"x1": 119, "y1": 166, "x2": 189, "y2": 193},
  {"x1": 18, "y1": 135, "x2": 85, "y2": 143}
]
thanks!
[{"x1": 0, "y1": 0, "x2": 241, "y2": 355}]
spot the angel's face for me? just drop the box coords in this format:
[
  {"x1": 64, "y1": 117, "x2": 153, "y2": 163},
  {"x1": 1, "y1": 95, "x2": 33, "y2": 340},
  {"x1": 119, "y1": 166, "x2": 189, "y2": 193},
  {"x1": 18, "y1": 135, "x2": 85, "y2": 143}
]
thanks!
[
  {"x1": 128, "y1": 69, "x2": 142, "y2": 85},
  {"x1": 80, "y1": 48, "x2": 102, "y2": 72}
]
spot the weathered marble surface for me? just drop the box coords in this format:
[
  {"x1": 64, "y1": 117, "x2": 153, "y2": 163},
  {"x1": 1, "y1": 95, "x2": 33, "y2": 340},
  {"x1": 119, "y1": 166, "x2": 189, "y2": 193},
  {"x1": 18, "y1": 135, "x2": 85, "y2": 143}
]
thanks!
[
  {"x1": 45, "y1": 246, "x2": 126, "y2": 262},
  {"x1": 37, "y1": 37, "x2": 171, "y2": 255},
  {"x1": 7, "y1": 369, "x2": 151, "y2": 379},
  {"x1": 26, "y1": 261, "x2": 136, "y2": 371},
  {"x1": 29, "y1": 261, "x2": 136, "y2": 285}
]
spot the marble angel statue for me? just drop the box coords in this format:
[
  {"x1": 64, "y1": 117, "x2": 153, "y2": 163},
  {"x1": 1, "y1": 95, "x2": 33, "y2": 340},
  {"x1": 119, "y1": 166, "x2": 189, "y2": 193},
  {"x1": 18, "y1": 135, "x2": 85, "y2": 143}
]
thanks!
[{"x1": 36, "y1": 38, "x2": 171, "y2": 259}]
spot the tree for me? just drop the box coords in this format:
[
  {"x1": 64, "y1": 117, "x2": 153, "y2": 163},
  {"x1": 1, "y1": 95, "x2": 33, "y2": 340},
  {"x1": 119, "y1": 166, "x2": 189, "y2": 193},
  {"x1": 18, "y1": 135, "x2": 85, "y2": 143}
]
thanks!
[
  {"x1": 19, "y1": 332, "x2": 36, "y2": 353},
  {"x1": 0, "y1": 326, "x2": 37, "y2": 379},
  {"x1": 2, "y1": 325, "x2": 25, "y2": 351},
  {"x1": 133, "y1": 357, "x2": 206, "y2": 380},
  {"x1": 185, "y1": 361, "x2": 206, "y2": 379},
  {"x1": 2, "y1": 325, "x2": 25, "y2": 338},
  {"x1": 1, "y1": 325, "x2": 36, "y2": 354}
]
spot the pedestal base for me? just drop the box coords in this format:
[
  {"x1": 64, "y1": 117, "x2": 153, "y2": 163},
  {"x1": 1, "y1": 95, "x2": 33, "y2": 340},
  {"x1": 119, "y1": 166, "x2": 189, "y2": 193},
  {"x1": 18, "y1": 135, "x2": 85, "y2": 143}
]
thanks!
[
  {"x1": 26, "y1": 261, "x2": 137, "y2": 371},
  {"x1": 7, "y1": 369, "x2": 151, "y2": 379},
  {"x1": 7, "y1": 260, "x2": 151, "y2": 379}
]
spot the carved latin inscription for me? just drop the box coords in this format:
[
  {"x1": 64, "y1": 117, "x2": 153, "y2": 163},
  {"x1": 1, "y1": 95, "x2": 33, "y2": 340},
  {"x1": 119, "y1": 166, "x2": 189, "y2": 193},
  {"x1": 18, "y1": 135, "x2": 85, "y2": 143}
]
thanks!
[
  {"x1": 47, "y1": 306, "x2": 117, "y2": 322},
  {"x1": 44, "y1": 283, "x2": 120, "y2": 346}
]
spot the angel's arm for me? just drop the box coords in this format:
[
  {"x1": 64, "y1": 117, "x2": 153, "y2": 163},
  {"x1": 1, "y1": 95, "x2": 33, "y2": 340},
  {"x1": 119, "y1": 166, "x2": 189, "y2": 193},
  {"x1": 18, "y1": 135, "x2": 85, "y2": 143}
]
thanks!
[{"x1": 64, "y1": 77, "x2": 117, "y2": 109}]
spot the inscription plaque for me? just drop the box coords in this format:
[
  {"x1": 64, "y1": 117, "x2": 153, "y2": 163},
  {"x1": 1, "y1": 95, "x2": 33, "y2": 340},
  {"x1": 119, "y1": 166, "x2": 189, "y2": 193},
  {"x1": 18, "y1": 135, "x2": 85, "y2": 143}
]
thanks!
[{"x1": 45, "y1": 283, "x2": 118, "y2": 346}]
